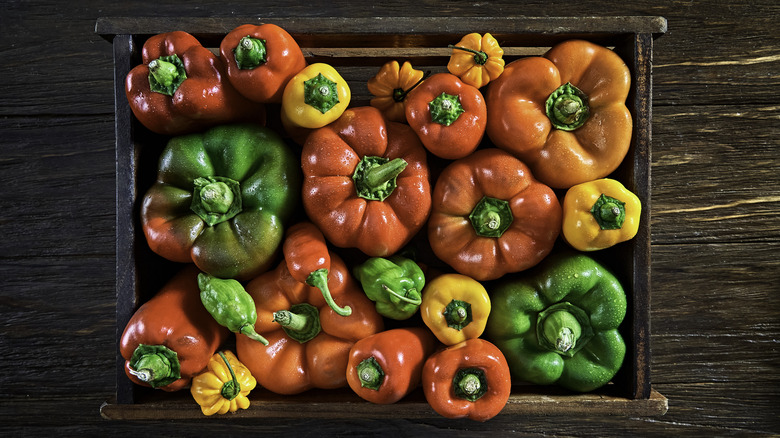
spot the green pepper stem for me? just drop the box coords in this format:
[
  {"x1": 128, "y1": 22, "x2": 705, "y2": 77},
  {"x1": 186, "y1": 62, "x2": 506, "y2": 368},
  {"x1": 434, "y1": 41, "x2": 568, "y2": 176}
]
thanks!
[
  {"x1": 127, "y1": 345, "x2": 180, "y2": 388},
  {"x1": 428, "y1": 92, "x2": 465, "y2": 126},
  {"x1": 448, "y1": 44, "x2": 488, "y2": 65},
  {"x1": 353, "y1": 156, "x2": 408, "y2": 201},
  {"x1": 239, "y1": 323, "x2": 269, "y2": 346},
  {"x1": 148, "y1": 58, "x2": 179, "y2": 88},
  {"x1": 536, "y1": 302, "x2": 594, "y2": 357},
  {"x1": 381, "y1": 284, "x2": 422, "y2": 305},
  {"x1": 234, "y1": 36, "x2": 267, "y2": 70},
  {"x1": 306, "y1": 269, "x2": 352, "y2": 316},
  {"x1": 443, "y1": 299, "x2": 473, "y2": 330},
  {"x1": 273, "y1": 303, "x2": 322, "y2": 344},
  {"x1": 356, "y1": 356, "x2": 385, "y2": 391},
  {"x1": 452, "y1": 367, "x2": 488, "y2": 402},
  {"x1": 591, "y1": 194, "x2": 627, "y2": 230},
  {"x1": 545, "y1": 82, "x2": 590, "y2": 131},
  {"x1": 304, "y1": 73, "x2": 340, "y2": 114},
  {"x1": 218, "y1": 351, "x2": 241, "y2": 400},
  {"x1": 469, "y1": 196, "x2": 513, "y2": 238}
]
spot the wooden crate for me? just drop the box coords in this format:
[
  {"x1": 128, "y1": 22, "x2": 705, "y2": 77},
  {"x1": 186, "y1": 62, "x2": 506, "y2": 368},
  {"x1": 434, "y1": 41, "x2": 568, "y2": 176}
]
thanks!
[{"x1": 96, "y1": 16, "x2": 668, "y2": 420}]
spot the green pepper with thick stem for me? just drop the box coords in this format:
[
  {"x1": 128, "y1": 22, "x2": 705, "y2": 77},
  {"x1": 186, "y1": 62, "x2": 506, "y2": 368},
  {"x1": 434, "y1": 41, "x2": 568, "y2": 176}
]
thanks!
[
  {"x1": 353, "y1": 255, "x2": 426, "y2": 320},
  {"x1": 140, "y1": 123, "x2": 300, "y2": 281},
  {"x1": 485, "y1": 252, "x2": 627, "y2": 392},
  {"x1": 197, "y1": 273, "x2": 269, "y2": 345}
]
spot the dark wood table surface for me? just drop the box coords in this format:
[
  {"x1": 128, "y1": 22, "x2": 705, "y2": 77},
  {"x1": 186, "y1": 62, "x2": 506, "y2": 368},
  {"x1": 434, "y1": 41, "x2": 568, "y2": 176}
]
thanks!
[{"x1": 1, "y1": 0, "x2": 778, "y2": 436}]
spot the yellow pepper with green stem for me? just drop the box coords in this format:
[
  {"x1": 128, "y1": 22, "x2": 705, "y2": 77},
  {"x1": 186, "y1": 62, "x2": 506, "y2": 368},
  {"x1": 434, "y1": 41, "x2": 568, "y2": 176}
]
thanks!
[
  {"x1": 190, "y1": 351, "x2": 256, "y2": 416},
  {"x1": 282, "y1": 62, "x2": 351, "y2": 129},
  {"x1": 421, "y1": 273, "x2": 491, "y2": 346},
  {"x1": 447, "y1": 33, "x2": 505, "y2": 88},
  {"x1": 562, "y1": 178, "x2": 641, "y2": 251}
]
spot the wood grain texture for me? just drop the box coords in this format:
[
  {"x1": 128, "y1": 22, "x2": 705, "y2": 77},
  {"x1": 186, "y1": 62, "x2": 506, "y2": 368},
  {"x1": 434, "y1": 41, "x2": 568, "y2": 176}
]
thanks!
[{"x1": 0, "y1": 0, "x2": 778, "y2": 435}]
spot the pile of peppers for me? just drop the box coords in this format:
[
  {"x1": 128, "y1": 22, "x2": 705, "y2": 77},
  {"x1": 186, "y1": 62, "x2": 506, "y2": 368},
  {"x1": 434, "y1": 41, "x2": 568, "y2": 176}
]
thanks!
[{"x1": 120, "y1": 25, "x2": 644, "y2": 422}]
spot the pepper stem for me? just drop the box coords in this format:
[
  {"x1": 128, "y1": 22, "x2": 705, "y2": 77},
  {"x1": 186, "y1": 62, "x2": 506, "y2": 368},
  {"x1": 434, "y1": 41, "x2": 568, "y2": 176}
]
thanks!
[
  {"x1": 392, "y1": 70, "x2": 431, "y2": 102},
  {"x1": 381, "y1": 284, "x2": 422, "y2": 305},
  {"x1": 304, "y1": 73, "x2": 340, "y2": 114},
  {"x1": 448, "y1": 44, "x2": 488, "y2": 65},
  {"x1": 273, "y1": 303, "x2": 322, "y2": 343},
  {"x1": 452, "y1": 367, "x2": 488, "y2": 402},
  {"x1": 239, "y1": 323, "x2": 269, "y2": 346},
  {"x1": 469, "y1": 196, "x2": 513, "y2": 238},
  {"x1": 590, "y1": 194, "x2": 627, "y2": 230},
  {"x1": 536, "y1": 302, "x2": 594, "y2": 357},
  {"x1": 428, "y1": 92, "x2": 465, "y2": 126},
  {"x1": 306, "y1": 268, "x2": 352, "y2": 316},
  {"x1": 218, "y1": 351, "x2": 241, "y2": 401},
  {"x1": 356, "y1": 356, "x2": 385, "y2": 390},
  {"x1": 352, "y1": 156, "x2": 408, "y2": 201},
  {"x1": 545, "y1": 82, "x2": 590, "y2": 131},
  {"x1": 190, "y1": 176, "x2": 243, "y2": 226},
  {"x1": 443, "y1": 299, "x2": 473, "y2": 330},
  {"x1": 233, "y1": 36, "x2": 267, "y2": 70},
  {"x1": 147, "y1": 55, "x2": 187, "y2": 96},
  {"x1": 128, "y1": 344, "x2": 181, "y2": 388}
]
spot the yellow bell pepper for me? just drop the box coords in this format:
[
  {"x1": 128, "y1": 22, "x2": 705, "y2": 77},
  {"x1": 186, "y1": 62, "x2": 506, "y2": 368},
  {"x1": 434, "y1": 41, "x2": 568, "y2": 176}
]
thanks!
[
  {"x1": 447, "y1": 33, "x2": 505, "y2": 88},
  {"x1": 421, "y1": 273, "x2": 491, "y2": 346},
  {"x1": 281, "y1": 62, "x2": 351, "y2": 129},
  {"x1": 190, "y1": 350, "x2": 257, "y2": 416},
  {"x1": 367, "y1": 60, "x2": 425, "y2": 123},
  {"x1": 562, "y1": 178, "x2": 642, "y2": 251}
]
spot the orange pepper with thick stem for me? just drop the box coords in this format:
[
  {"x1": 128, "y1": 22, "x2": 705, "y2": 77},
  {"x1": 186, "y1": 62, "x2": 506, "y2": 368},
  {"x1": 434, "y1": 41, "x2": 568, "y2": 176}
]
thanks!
[
  {"x1": 235, "y1": 251, "x2": 384, "y2": 395},
  {"x1": 485, "y1": 39, "x2": 632, "y2": 189},
  {"x1": 301, "y1": 106, "x2": 432, "y2": 257}
]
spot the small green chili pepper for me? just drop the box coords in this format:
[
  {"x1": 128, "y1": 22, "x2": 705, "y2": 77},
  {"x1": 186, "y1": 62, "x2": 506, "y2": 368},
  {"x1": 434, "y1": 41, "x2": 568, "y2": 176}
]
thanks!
[
  {"x1": 353, "y1": 256, "x2": 425, "y2": 320},
  {"x1": 198, "y1": 273, "x2": 269, "y2": 345}
]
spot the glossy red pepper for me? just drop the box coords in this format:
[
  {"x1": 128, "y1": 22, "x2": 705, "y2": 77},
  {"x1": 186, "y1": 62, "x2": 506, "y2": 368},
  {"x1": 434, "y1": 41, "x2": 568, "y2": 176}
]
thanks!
[
  {"x1": 220, "y1": 23, "x2": 307, "y2": 103},
  {"x1": 405, "y1": 72, "x2": 487, "y2": 160},
  {"x1": 346, "y1": 327, "x2": 438, "y2": 404},
  {"x1": 125, "y1": 31, "x2": 265, "y2": 136},
  {"x1": 422, "y1": 338, "x2": 511, "y2": 422},
  {"x1": 119, "y1": 266, "x2": 231, "y2": 391}
]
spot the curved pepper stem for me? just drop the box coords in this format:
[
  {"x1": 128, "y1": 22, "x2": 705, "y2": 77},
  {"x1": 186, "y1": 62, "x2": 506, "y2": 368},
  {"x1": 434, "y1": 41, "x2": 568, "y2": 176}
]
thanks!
[
  {"x1": 590, "y1": 194, "x2": 627, "y2": 230},
  {"x1": 545, "y1": 82, "x2": 590, "y2": 131},
  {"x1": 273, "y1": 303, "x2": 322, "y2": 343},
  {"x1": 453, "y1": 367, "x2": 488, "y2": 402},
  {"x1": 382, "y1": 284, "x2": 423, "y2": 306},
  {"x1": 392, "y1": 70, "x2": 431, "y2": 103},
  {"x1": 128, "y1": 344, "x2": 181, "y2": 388},
  {"x1": 218, "y1": 351, "x2": 241, "y2": 400},
  {"x1": 469, "y1": 196, "x2": 513, "y2": 238},
  {"x1": 448, "y1": 44, "x2": 489, "y2": 65},
  {"x1": 352, "y1": 156, "x2": 408, "y2": 201},
  {"x1": 147, "y1": 54, "x2": 187, "y2": 96},
  {"x1": 306, "y1": 268, "x2": 352, "y2": 316},
  {"x1": 234, "y1": 36, "x2": 267, "y2": 70},
  {"x1": 357, "y1": 356, "x2": 385, "y2": 390}
]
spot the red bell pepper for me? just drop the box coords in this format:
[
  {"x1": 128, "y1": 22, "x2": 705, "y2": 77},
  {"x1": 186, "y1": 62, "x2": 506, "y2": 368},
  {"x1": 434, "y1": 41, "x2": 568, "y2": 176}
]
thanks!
[
  {"x1": 125, "y1": 31, "x2": 265, "y2": 135},
  {"x1": 119, "y1": 266, "x2": 231, "y2": 391},
  {"x1": 219, "y1": 23, "x2": 307, "y2": 103}
]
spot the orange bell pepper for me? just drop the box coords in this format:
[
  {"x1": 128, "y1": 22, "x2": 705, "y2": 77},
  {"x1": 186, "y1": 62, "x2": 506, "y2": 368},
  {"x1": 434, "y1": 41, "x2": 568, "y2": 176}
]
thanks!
[
  {"x1": 346, "y1": 327, "x2": 438, "y2": 404},
  {"x1": 427, "y1": 148, "x2": 561, "y2": 281},
  {"x1": 485, "y1": 39, "x2": 632, "y2": 189},
  {"x1": 220, "y1": 23, "x2": 307, "y2": 103},
  {"x1": 301, "y1": 106, "x2": 432, "y2": 257},
  {"x1": 447, "y1": 32, "x2": 505, "y2": 88},
  {"x1": 405, "y1": 72, "x2": 487, "y2": 159},
  {"x1": 422, "y1": 338, "x2": 512, "y2": 422},
  {"x1": 235, "y1": 251, "x2": 384, "y2": 395}
]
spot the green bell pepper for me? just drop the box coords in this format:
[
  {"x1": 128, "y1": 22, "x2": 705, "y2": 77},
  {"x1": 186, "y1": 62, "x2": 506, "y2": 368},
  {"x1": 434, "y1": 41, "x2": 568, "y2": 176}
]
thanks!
[
  {"x1": 353, "y1": 255, "x2": 425, "y2": 320},
  {"x1": 485, "y1": 252, "x2": 627, "y2": 392},
  {"x1": 141, "y1": 123, "x2": 300, "y2": 281}
]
